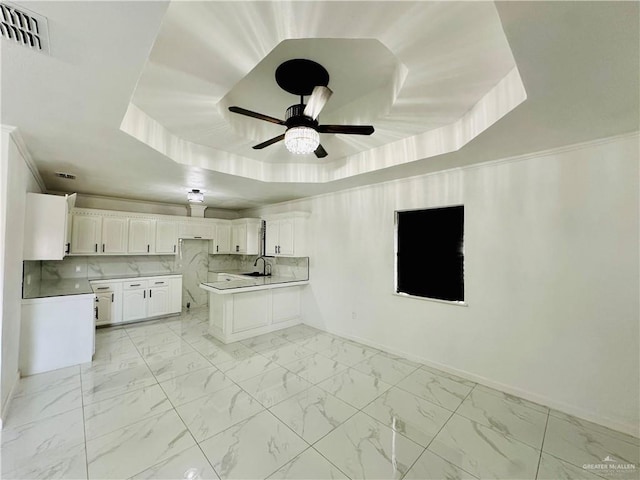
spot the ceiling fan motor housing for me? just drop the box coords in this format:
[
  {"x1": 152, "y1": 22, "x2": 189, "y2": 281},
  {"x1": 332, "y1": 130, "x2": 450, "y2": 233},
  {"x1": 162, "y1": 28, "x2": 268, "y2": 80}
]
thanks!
[{"x1": 285, "y1": 104, "x2": 318, "y2": 129}]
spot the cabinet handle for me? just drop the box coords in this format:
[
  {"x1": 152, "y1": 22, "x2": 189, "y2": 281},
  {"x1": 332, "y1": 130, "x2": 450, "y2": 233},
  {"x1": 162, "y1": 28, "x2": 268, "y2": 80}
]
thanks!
[
  {"x1": 173, "y1": 245, "x2": 176, "y2": 253},
  {"x1": 130, "y1": 283, "x2": 141, "y2": 287},
  {"x1": 102, "y1": 244, "x2": 105, "y2": 253},
  {"x1": 154, "y1": 281, "x2": 164, "y2": 285},
  {"x1": 216, "y1": 245, "x2": 219, "y2": 252},
  {"x1": 95, "y1": 305, "x2": 98, "y2": 320},
  {"x1": 149, "y1": 289, "x2": 152, "y2": 298},
  {"x1": 95, "y1": 243, "x2": 98, "y2": 253},
  {"x1": 65, "y1": 243, "x2": 70, "y2": 254},
  {"x1": 236, "y1": 245, "x2": 239, "y2": 252},
  {"x1": 194, "y1": 236, "x2": 202, "y2": 239},
  {"x1": 147, "y1": 245, "x2": 150, "y2": 253},
  {"x1": 144, "y1": 290, "x2": 146, "y2": 298},
  {"x1": 111, "y1": 293, "x2": 114, "y2": 302},
  {"x1": 96, "y1": 286, "x2": 110, "y2": 290}
]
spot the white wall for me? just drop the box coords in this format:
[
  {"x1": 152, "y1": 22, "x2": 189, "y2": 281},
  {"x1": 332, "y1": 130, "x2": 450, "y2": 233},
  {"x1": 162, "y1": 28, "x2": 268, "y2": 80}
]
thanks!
[
  {"x1": 0, "y1": 127, "x2": 42, "y2": 427},
  {"x1": 244, "y1": 133, "x2": 640, "y2": 436}
]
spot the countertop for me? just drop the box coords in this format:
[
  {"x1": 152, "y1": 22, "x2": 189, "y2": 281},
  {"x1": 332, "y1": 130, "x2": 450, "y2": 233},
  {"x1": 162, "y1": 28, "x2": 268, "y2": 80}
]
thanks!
[
  {"x1": 23, "y1": 272, "x2": 183, "y2": 299},
  {"x1": 200, "y1": 272, "x2": 308, "y2": 294},
  {"x1": 23, "y1": 278, "x2": 94, "y2": 299},
  {"x1": 88, "y1": 272, "x2": 181, "y2": 281}
]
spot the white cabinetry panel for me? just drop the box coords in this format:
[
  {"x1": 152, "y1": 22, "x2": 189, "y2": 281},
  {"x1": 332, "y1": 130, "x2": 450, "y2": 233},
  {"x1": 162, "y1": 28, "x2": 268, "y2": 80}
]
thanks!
[
  {"x1": 232, "y1": 290, "x2": 270, "y2": 332},
  {"x1": 128, "y1": 218, "x2": 155, "y2": 254},
  {"x1": 156, "y1": 221, "x2": 177, "y2": 254},
  {"x1": 71, "y1": 215, "x2": 102, "y2": 254}
]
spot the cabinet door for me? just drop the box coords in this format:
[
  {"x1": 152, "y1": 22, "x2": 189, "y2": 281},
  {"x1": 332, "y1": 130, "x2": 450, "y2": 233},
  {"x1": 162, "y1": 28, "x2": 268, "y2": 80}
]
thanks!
[
  {"x1": 215, "y1": 224, "x2": 231, "y2": 254},
  {"x1": 232, "y1": 224, "x2": 247, "y2": 253},
  {"x1": 148, "y1": 286, "x2": 169, "y2": 317},
  {"x1": 71, "y1": 215, "x2": 102, "y2": 254},
  {"x1": 102, "y1": 217, "x2": 128, "y2": 254},
  {"x1": 277, "y1": 219, "x2": 295, "y2": 255},
  {"x1": 23, "y1": 193, "x2": 68, "y2": 260},
  {"x1": 265, "y1": 220, "x2": 278, "y2": 256},
  {"x1": 122, "y1": 288, "x2": 147, "y2": 322},
  {"x1": 156, "y1": 221, "x2": 177, "y2": 254},
  {"x1": 95, "y1": 292, "x2": 113, "y2": 326},
  {"x1": 128, "y1": 219, "x2": 154, "y2": 254}
]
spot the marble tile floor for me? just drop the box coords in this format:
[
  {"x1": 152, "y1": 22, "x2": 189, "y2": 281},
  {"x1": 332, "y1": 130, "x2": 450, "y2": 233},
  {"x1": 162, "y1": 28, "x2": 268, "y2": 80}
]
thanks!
[{"x1": 1, "y1": 308, "x2": 638, "y2": 480}]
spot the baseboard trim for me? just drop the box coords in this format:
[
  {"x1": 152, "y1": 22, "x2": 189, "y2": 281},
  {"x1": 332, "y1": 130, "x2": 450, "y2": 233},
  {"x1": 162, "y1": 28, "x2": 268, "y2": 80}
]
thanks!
[
  {"x1": 0, "y1": 370, "x2": 21, "y2": 430},
  {"x1": 314, "y1": 325, "x2": 639, "y2": 439}
]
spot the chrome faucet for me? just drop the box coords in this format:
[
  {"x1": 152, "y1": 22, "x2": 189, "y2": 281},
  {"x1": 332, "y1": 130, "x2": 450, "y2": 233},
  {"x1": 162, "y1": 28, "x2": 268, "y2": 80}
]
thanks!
[{"x1": 253, "y1": 256, "x2": 270, "y2": 276}]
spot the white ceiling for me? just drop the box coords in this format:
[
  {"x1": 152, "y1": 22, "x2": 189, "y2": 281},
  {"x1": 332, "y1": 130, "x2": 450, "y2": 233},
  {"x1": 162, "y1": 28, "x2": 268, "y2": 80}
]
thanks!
[{"x1": 1, "y1": 1, "x2": 638, "y2": 210}]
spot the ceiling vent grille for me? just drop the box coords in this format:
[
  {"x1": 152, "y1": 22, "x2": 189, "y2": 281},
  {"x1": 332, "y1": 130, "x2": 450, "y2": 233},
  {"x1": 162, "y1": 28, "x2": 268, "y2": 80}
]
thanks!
[
  {"x1": 54, "y1": 172, "x2": 76, "y2": 180},
  {"x1": 0, "y1": 2, "x2": 49, "y2": 53}
]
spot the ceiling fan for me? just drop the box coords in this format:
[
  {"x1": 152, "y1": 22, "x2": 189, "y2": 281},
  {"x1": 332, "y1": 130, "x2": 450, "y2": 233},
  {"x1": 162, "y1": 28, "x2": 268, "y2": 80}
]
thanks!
[{"x1": 228, "y1": 59, "x2": 375, "y2": 158}]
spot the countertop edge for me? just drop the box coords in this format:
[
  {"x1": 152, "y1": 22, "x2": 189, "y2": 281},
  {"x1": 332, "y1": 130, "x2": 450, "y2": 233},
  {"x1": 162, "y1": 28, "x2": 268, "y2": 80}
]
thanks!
[{"x1": 200, "y1": 280, "x2": 309, "y2": 294}]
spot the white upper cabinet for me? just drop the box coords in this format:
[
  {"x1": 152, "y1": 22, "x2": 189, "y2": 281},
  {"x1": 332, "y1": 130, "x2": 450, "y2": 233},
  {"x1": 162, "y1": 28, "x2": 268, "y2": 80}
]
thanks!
[
  {"x1": 24, "y1": 193, "x2": 76, "y2": 260},
  {"x1": 71, "y1": 214, "x2": 102, "y2": 254},
  {"x1": 101, "y1": 216, "x2": 128, "y2": 254},
  {"x1": 128, "y1": 218, "x2": 155, "y2": 254},
  {"x1": 210, "y1": 222, "x2": 232, "y2": 254},
  {"x1": 264, "y1": 213, "x2": 308, "y2": 256},
  {"x1": 155, "y1": 220, "x2": 177, "y2": 254},
  {"x1": 231, "y1": 219, "x2": 261, "y2": 254},
  {"x1": 178, "y1": 222, "x2": 214, "y2": 239}
]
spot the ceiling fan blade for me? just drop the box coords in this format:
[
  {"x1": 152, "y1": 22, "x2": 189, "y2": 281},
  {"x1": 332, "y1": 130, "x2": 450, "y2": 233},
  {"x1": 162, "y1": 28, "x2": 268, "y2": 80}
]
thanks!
[
  {"x1": 314, "y1": 144, "x2": 328, "y2": 158},
  {"x1": 229, "y1": 106, "x2": 285, "y2": 125},
  {"x1": 303, "y1": 86, "x2": 333, "y2": 120},
  {"x1": 253, "y1": 134, "x2": 285, "y2": 149},
  {"x1": 317, "y1": 124, "x2": 374, "y2": 135}
]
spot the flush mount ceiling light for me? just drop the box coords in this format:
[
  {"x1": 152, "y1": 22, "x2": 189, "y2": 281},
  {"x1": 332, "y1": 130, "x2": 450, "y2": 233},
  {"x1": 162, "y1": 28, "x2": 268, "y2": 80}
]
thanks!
[
  {"x1": 187, "y1": 189, "x2": 204, "y2": 203},
  {"x1": 228, "y1": 59, "x2": 374, "y2": 158}
]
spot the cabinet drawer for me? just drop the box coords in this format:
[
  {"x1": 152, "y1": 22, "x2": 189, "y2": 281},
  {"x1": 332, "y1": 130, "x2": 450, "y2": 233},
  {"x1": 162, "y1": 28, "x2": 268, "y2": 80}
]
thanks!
[
  {"x1": 92, "y1": 284, "x2": 115, "y2": 292},
  {"x1": 149, "y1": 279, "x2": 169, "y2": 287},
  {"x1": 123, "y1": 280, "x2": 148, "y2": 290}
]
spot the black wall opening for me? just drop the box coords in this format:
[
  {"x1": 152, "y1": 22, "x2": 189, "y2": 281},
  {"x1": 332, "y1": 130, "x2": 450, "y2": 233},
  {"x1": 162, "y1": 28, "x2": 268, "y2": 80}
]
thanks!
[{"x1": 396, "y1": 205, "x2": 464, "y2": 302}]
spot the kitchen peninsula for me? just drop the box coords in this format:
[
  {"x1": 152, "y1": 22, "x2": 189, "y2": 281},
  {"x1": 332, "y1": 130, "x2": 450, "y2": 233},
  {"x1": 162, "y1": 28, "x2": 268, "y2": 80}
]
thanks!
[{"x1": 200, "y1": 270, "x2": 309, "y2": 343}]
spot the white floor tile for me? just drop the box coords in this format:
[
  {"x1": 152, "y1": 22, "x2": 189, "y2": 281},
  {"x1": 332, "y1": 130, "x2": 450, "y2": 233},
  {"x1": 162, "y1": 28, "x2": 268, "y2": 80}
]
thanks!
[
  {"x1": 159, "y1": 366, "x2": 234, "y2": 406},
  {"x1": 404, "y1": 449, "x2": 478, "y2": 480},
  {"x1": 81, "y1": 364, "x2": 157, "y2": 405},
  {"x1": 428, "y1": 414, "x2": 540, "y2": 479},
  {"x1": 239, "y1": 366, "x2": 312, "y2": 408},
  {"x1": 456, "y1": 387, "x2": 548, "y2": 449},
  {"x1": 363, "y1": 386, "x2": 452, "y2": 447},
  {"x1": 147, "y1": 351, "x2": 212, "y2": 382},
  {"x1": 199, "y1": 410, "x2": 308, "y2": 480},
  {"x1": 5, "y1": 380, "x2": 82, "y2": 428},
  {"x1": 397, "y1": 368, "x2": 473, "y2": 411},
  {"x1": 267, "y1": 447, "x2": 348, "y2": 479},
  {"x1": 130, "y1": 444, "x2": 218, "y2": 480},
  {"x1": 282, "y1": 353, "x2": 349, "y2": 384},
  {"x1": 176, "y1": 384, "x2": 264, "y2": 442},
  {"x1": 316, "y1": 368, "x2": 392, "y2": 409},
  {"x1": 86, "y1": 409, "x2": 195, "y2": 479},
  {"x1": 84, "y1": 384, "x2": 173, "y2": 440},
  {"x1": 352, "y1": 353, "x2": 419, "y2": 385},
  {"x1": 269, "y1": 386, "x2": 357, "y2": 444},
  {"x1": 314, "y1": 411, "x2": 424, "y2": 479}
]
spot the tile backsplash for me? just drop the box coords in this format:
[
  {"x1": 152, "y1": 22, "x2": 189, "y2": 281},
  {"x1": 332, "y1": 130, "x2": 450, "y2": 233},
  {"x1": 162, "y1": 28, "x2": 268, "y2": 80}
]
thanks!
[{"x1": 24, "y1": 242, "x2": 309, "y2": 310}]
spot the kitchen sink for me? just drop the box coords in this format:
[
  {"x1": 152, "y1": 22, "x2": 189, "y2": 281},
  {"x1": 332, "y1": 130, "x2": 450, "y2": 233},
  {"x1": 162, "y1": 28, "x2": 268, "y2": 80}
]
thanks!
[{"x1": 241, "y1": 272, "x2": 271, "y2": 277}]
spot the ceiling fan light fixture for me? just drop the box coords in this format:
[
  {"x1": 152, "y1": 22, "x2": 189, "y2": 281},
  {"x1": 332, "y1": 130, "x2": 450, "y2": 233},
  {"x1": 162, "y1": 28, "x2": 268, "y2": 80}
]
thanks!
[
  {"x1": 284, "y1": 126, "x2": 319, "y2": 155},
  {"x1": 187, "y1": 189, "x2": 204, "y2": 203}
]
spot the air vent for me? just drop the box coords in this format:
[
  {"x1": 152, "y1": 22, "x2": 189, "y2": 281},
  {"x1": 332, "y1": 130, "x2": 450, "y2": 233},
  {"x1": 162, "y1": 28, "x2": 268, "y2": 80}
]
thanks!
[
  {"x1": 0, "y1": 2, "x2": 49, "y2": 53},
  {"x1": 54, "y1": 172, "x2": 76, "y2": 180}
]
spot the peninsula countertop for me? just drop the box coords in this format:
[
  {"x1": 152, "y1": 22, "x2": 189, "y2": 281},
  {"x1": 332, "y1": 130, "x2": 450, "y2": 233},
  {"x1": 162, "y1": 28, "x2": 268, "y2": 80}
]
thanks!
[{"x1": 200, "y1": 272, "x2": 309, "y2": 294}]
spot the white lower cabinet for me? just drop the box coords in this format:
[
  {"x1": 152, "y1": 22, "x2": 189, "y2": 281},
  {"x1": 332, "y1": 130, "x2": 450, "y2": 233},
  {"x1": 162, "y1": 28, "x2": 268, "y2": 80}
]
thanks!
[
  {"x1": 92, "y1": 275, "x2": 182, "y2": 325},
  {"x1": 207, "y1": 285, "x2": 304, "y2": 343},
  {"x1": 122, "y1": 281, "x2": 149, "y2": 322}
]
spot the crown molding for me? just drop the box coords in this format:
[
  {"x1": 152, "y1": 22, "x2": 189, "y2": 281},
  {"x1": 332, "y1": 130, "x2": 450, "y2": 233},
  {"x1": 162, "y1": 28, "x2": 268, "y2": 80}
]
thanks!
[{"x1": 2, "y1": 126, "x2": 47, "y2": 192}]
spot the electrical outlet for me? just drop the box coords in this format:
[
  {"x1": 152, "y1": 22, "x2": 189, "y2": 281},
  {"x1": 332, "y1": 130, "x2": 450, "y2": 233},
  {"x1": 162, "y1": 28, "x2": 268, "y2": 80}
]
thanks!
[{"x1": 75, "y1": 265, "x2": 81, "y2": 273}]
